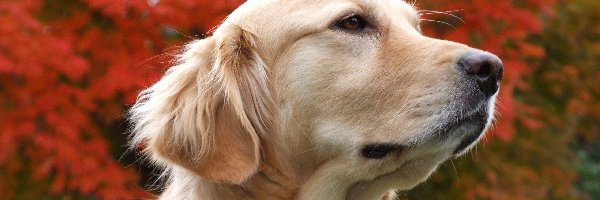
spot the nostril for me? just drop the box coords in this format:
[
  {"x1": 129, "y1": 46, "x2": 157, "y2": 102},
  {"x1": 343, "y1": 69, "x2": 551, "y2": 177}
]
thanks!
[
  {"x1": 459, "y1": 51, "x2": 504, "y2": 97},
  {"x1": 475, "y1": 62, "x2": 492, "y2": 80}
]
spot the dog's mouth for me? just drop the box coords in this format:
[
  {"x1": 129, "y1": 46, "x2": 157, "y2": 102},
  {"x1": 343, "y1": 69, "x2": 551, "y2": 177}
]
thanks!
[{"x1": 360, "y1": 102, "x2": 492, "y2": 160}]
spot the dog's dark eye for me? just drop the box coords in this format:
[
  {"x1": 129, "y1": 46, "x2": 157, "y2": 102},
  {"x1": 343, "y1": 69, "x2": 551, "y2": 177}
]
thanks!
[{"x1": 336, "y1": 15, "x2": 367, "y2": 31}]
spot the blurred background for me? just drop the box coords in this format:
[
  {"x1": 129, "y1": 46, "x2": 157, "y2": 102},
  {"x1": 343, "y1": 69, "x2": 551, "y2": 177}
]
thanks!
[{"x1": 0, "y1": 0, "x2": 598, "y2": 199}]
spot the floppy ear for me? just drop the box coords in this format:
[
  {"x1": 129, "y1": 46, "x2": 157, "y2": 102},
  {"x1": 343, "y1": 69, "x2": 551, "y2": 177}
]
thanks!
[{"x1": 129, "y1": 25, "x2": 274, "y2": 184}]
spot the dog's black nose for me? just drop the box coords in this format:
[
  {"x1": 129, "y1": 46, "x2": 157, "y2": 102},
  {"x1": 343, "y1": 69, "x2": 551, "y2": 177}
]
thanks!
[{"x1": 458, "y1": 52, "x2": 504, "y2": 98}]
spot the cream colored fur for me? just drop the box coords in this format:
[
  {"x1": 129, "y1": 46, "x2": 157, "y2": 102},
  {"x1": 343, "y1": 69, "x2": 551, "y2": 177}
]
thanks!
[{"x1": 129, "y1": 0, "x2": 500, "y2": 199}]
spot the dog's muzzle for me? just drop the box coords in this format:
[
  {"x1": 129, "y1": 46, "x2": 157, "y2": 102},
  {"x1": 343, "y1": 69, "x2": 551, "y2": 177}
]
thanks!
[{"x1": 450, "y1": 51, "x2": 503, "y2": 155}]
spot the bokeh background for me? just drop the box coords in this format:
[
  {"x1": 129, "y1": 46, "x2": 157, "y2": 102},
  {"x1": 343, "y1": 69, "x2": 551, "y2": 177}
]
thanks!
[{"x1": 1, "y1": 0, "x2": 598, "y2": 199}]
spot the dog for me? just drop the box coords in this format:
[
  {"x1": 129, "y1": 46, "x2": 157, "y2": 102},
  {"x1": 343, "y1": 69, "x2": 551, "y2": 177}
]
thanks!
[{"x1": 129, "y1": 0, "x2": 503, "y2": 199}]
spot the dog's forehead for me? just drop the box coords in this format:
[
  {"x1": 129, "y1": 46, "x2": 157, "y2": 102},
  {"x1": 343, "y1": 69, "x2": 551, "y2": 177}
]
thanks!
[
  {"x1": 217, "y1": 0, "x2": 420, "y2": 61},
  {"x1": 224, "y1": 0, "x2": 419, "y2": 31}
]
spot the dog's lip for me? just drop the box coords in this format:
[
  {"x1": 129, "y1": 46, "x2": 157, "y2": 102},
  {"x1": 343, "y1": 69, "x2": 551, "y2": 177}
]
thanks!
[
  {"x1": 361, "y1": 104, "x2": 489, "y2": 159},
  {"x1": 421, "y1": 102, "x2": 489, "y2": 156},
  {"x1": 446, "y1": 108, "x2": 488, "y2": 155},
  {"x1": 452, "y1": 116, "x2": 487, "y2": 154},
  {"x1": 361, "y1": 143, "x2": 407, "y2": 159}
]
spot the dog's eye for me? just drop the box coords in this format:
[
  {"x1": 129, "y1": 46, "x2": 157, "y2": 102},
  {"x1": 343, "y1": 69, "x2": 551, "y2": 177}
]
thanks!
[{"x1": 336, "y1": 15, "x2": 367, "y2": 31}]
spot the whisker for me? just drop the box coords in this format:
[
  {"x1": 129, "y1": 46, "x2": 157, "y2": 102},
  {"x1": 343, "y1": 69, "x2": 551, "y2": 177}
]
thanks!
[
  {"x1": 419, "y1": 10, "x2": 465, "y2": 24},
  {"x1": 450, "y1": 159, "x2": 459, "y2": 179},
  {"x1": 420, "y1": 18, "x2": 456, "y2": 29},
  {"x1": 420, "y1": 9, "x2": 465, "y2": 14},
  {"x1": 296, "y1": 146, "x2": 322, "y2": 156},
  {"x1": 474, "y1": 143, "x2": 479, "y2": 161},
  {"x1": 388, "y1": 100, "x2": 411, "y2": 123},
  {"x1": 165, "y1": 26, "x2": 198, "y2": 40}
]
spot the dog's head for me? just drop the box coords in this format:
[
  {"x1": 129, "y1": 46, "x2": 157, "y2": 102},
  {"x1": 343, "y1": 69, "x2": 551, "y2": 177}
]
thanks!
[{"x1": 130, "y1": 0, "x2": 503, "y2": 199}]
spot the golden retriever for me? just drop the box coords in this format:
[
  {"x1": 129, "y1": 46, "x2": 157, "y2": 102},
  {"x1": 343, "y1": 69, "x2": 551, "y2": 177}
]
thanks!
[{"x1": 129, "y1": 0, "x2": 503, "y2": 199}]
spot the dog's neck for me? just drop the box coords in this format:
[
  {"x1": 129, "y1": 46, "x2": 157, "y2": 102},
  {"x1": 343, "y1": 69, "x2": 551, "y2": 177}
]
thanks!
[
  {"x1": 243, "y1": 157, "x2": 300, "y2": 199},
  {"x1": 165, "y1": 140, "x2": 301, "y2": 199},
  {"x1": 162, "y1": 125, "x2": 399, "y2": 200}
]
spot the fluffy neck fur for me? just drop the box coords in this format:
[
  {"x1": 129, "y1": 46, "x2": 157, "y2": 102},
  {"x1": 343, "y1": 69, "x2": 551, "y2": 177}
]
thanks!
[{"x1": 159, "y1": 133, "x2": 301, "y2": 199}]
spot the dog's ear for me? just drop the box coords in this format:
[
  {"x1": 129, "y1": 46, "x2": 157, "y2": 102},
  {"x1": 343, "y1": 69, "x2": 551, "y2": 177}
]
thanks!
[{"x1": 130, "y1": 25, "x2": 274, "y2": 184}]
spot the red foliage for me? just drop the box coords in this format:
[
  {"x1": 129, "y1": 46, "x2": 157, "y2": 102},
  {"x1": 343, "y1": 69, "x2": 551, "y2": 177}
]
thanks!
[{"x1": 0, "y1": 0, "x2": 241, "y2": 198}]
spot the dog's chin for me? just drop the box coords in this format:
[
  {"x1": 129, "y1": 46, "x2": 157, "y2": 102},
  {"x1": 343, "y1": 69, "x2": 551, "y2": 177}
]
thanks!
[
  {"x1": 450, "y1": 112, "x2": 488, "y2": 156},
  {"x1": 434, "y1": 104, "x2": 491, "y2": 157}
]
